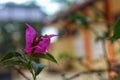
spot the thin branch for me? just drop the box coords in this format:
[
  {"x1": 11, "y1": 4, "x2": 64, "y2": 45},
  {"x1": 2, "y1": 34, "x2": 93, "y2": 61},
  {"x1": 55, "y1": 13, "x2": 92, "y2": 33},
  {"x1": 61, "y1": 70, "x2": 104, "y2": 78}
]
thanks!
[
  {"x1": 65, "y1": 69, "x2": 111, "y2": 80},
  {"x1": 14, "y1": 67, "x2": 31, "y2": 80},
  {"x1": 90, "y1": 27, "x2": 111, "y2": 79}
]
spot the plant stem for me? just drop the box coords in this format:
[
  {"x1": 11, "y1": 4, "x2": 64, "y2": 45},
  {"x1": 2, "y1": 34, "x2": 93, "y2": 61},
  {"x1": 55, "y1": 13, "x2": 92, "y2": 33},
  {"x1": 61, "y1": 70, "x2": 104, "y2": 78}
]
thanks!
[
  {"x1": 31, "y1": 69, "x2": 36, "y2": 80},
  {"x1": 33, "y1": 75, "x2": 36, "y2": 80},
  {"x1": 29, "y1": 56, "x2": 36, "y2": 80}
]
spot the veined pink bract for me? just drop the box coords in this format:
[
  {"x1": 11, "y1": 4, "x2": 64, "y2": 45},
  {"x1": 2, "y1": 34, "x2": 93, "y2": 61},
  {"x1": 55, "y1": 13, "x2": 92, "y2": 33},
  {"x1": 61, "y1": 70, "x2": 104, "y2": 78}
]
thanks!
[{"x1": 25, "y1": 24, "x2": 57, "y2": 55}]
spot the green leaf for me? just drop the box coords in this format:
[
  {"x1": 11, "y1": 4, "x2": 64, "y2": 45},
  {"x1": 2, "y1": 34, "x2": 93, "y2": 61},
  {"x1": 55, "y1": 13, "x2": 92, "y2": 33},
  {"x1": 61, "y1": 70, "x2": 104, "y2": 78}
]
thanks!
[
  {"x1": 0, "y1": 51, "x2": 29, "y2": 68},
  {"x1": 111, "y1": 19, "x2": 120, "y2": 41},
  {"x1": 0, "y1": 52, "x2": 15, "y2": 63},
  {"x1": 39, "y1": 53, "x2": 57, "y2": 63},
  {"x1": 3, "y1": 59, "x2": 28, "y2": 68},
  {"x1": 31, "y1": 61, "x2": 45, "y2": 76}
]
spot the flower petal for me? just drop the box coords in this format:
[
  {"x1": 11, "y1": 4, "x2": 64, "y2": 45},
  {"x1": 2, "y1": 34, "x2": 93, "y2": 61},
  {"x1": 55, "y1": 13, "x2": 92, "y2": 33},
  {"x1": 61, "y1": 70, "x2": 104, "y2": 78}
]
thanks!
[
  {"x1": 33, "y1": 46, "x2": 46, "y2": 54},
  {"x1": 25, "y1": 24, "x2": 37, "y2": 54},
  {"x1": 37, "y1": 34, "x2": 57, "y2": 54}
]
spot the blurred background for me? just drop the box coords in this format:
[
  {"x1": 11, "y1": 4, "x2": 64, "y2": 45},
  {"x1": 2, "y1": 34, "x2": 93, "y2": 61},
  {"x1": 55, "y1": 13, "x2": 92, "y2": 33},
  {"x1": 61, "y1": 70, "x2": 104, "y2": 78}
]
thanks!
[{"x1": 1, "y1": 0, "x2": 120, "y2": 80}]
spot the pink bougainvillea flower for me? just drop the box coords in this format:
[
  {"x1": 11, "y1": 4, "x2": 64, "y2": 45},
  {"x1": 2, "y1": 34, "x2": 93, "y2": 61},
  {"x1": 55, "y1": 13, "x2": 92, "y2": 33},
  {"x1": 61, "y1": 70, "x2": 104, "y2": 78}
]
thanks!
[{"x1": 25, "y1": 24, "x2": 57, "y2": 55}]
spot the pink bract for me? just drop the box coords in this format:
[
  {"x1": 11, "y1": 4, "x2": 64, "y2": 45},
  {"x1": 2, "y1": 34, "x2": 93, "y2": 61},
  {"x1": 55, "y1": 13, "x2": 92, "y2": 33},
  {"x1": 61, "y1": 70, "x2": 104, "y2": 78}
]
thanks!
[{"x1": 25, "y1": 24, "x2": 57, "y2": 55}]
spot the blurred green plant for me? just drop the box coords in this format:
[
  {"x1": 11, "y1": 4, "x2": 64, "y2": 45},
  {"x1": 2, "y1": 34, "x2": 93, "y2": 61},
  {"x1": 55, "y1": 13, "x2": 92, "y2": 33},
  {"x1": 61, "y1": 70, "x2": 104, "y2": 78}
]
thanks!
[
  {"x1": 0, "y1": 50, "x2": 57, "y2": 80},
  {"x1": 110, "y1": 19, "x2": 120, "y2": 41},
  {"x1": 68, "y1": 12, "x2": 90, "y2": 29}
]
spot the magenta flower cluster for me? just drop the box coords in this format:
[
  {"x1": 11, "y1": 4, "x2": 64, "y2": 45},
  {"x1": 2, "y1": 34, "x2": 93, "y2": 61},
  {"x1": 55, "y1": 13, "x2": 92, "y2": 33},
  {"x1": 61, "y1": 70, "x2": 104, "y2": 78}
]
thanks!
[{"x1": 25, "y1": 24, "x2": 57, "y2": 55}]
